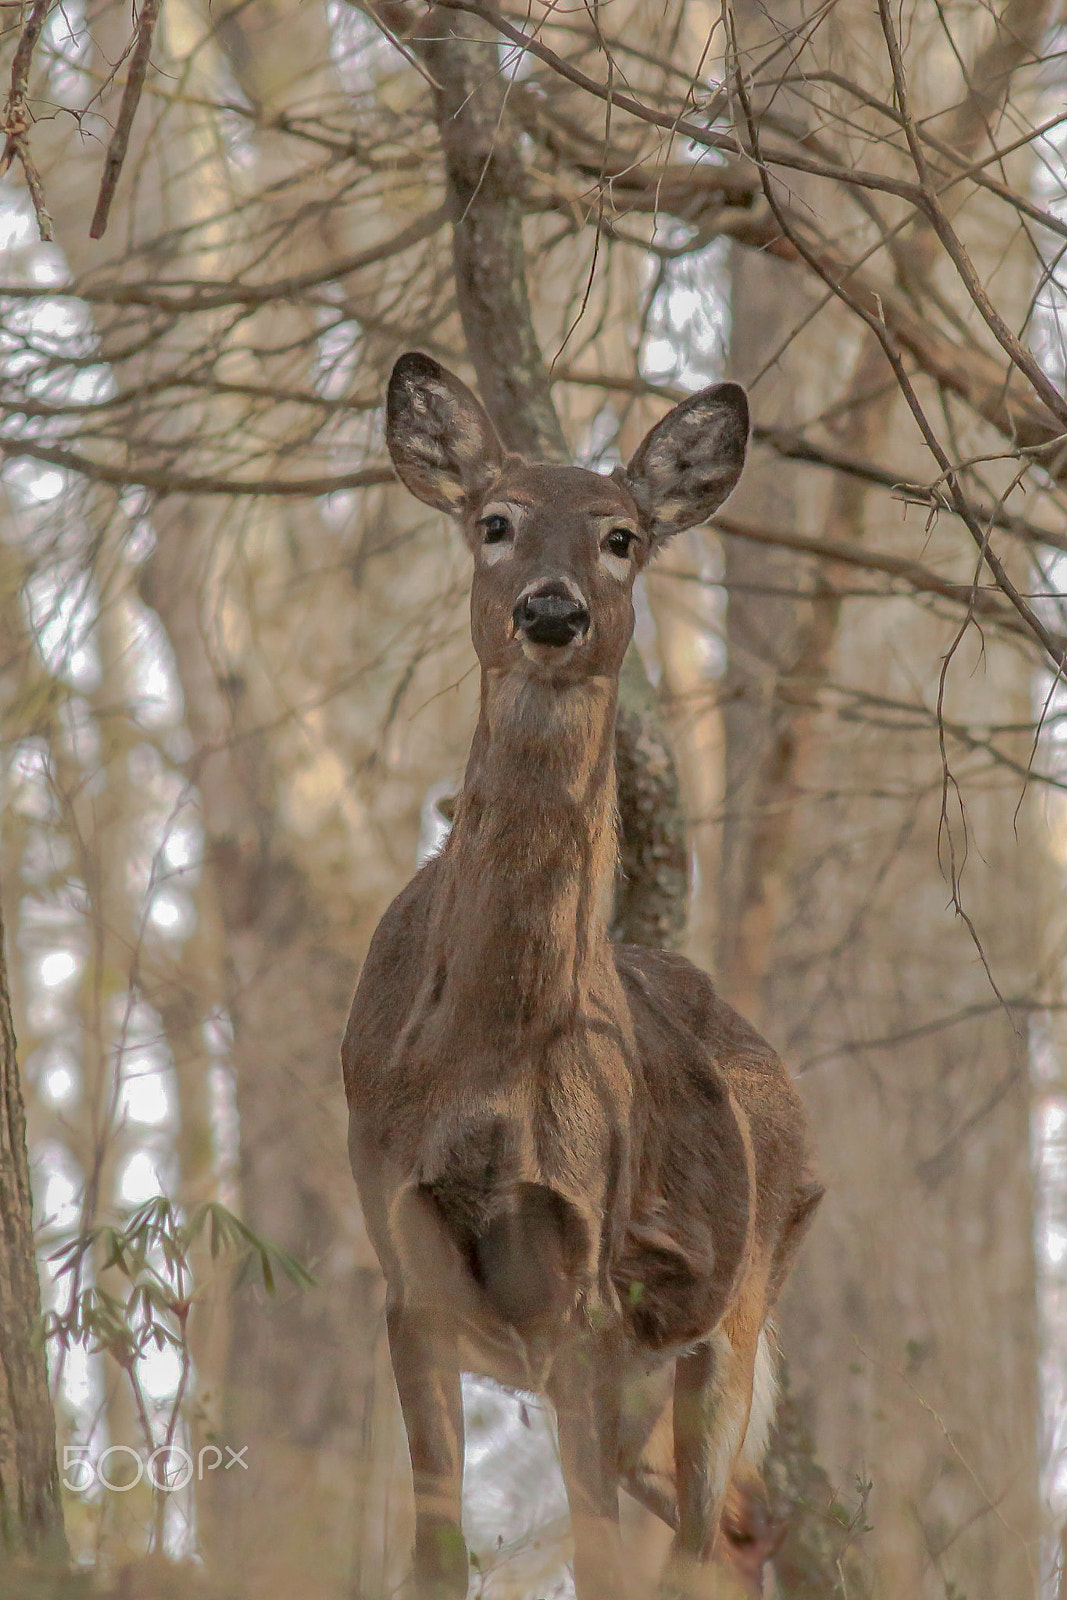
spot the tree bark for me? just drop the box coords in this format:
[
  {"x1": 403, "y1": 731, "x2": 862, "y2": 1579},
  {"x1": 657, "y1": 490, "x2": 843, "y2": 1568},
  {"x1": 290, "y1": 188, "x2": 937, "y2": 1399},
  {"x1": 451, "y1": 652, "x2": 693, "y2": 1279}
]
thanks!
[{"x1": 0, "y1": 888, "x2": 64, "y2": 1563}]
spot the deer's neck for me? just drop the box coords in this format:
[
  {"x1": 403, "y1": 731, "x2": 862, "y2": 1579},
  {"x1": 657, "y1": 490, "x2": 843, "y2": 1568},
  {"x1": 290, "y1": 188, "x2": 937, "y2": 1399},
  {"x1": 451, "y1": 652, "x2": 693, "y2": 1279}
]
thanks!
[{"x1": 431, "y1": 670, "x2": 618, "y2": 1033}]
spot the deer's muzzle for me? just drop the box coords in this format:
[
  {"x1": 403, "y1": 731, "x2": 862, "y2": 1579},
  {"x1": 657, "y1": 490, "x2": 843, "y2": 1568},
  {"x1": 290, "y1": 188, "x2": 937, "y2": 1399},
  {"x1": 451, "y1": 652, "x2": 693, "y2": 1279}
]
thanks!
[{"x1": 513, "y1": 583, "x2": 590, "y2": 648}]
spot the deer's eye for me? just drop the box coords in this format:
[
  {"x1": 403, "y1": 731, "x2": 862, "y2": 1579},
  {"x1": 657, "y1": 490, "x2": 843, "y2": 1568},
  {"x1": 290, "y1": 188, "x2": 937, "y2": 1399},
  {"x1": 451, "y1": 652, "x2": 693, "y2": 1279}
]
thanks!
[
  {"x1": 479, "y1": 513, "x2": 512, "y2": 544},
  {"x1": 603, "y1": 527, "x2": 636, "y2": 559}
]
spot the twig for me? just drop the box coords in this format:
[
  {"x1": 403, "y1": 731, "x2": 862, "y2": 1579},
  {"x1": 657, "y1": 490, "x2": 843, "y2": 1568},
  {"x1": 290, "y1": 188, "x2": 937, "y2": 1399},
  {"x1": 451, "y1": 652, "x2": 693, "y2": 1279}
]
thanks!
[
  {"x1": 730, "y1": 36, "x2": 1067, "y2": 677},
  {"x1": 433, "y1": 0, "x2": 926, "y2": 206},
  {"x1": 552, "y1": 367, "x2": 1067, "y2": 553},
  {"x1": 0, "y1": 432, "x2": 395, "y2": 496},
  {"x1": 876, "y1": 0, "x2": 1067, "y2": 431},
  {"x1": 705, "y1": 514, "x2": 1067, "y2": 654},
  {"x1": 1, "y1": 0, "x2": 55, "y2": 241},
  {"x1": 89, "y1": 0, "x2": 164, "y2": 240}
]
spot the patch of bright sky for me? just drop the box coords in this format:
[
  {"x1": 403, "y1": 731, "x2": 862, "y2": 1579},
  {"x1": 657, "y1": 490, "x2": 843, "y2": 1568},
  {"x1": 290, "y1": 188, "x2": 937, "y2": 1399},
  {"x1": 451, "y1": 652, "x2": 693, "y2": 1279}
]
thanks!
[
  {"x1": 39, "y1": 1050, "x2": 81, "y2": 1109},
  {"x1": 66, "y1": 362, "x2": 116, "y2": 408},
  {"x1": 161, "y1": 820, "x2": 202, "y2": 875},
  {"x1": 19, "y1": 293, "x2": 95, "y2": 352},
  {"x1": 149, "y1": 891, "x2": 196, "y2": 938},
  {"x1": 203, "y1": 37, "x2": 258, "y2": 173},
  {"x1": 315, "y1": 308, "x2": 362, "y2": 401},
  {"x1": 19, "y1": 892, "x2": 86, "y2": 1029},
  {"x1": 416, "y1": 780, "x2": 457, "y2": 867},
  {"x1": 40, "y1": 1146, "x2": 82, "y2": 1231},
  {"x1": 575, "y1": 404, "x2": 624, "y2": 472},
  {"x1": 317, "y1": 487, "x2": 360, "y2": 529},
  {"x1": 115, "y1": 999, "x2": 176, "y2": 1129},
  {"x1": 5, "y1": 461, "x2": 67, "y2": 505},
  {"x1": 203, "y1": 1009, "x2": 234, "y2": 1055},
  {"x1": 138, "y1": 1341, "x2": 184, "y2": 1406},
  {"x1": 0, "y1": 190, "x2": 66, "y2": 289},
  {"x1": 120, "y1": 759, "x2": 200, "y2": 943},
  {"x1": 127, "y1": 602, "x2": 184, "y2": 728},
  {"x1": 1043, "y1": 1100, "x2": 1067, "y2": 1139},
  {"x1": 39, "y1": 949, "x2": 79, "y2": 991},
  {"x1": 6, "y1": 738, "x2": 58, "y2": 821},
  {"x1": 44, "y1": 0, "x2": 92, "y2": 110},
  {"x1": 21, "y1": 564, "x2": 101, "y2": 689},
  {"x1": 640, "y1": 206, "x2": 732, "y2": 677},
  {"x1": 0, "y1": 204, "x2": 35, "y2": 253},
  {"x1": 117, "y1": 1148, "x2": 171, "y2": 1207},
  {"x1": 118, "y1": 1051, "x2": 174, "y2": 1129},
  {"x1": 327, "y1": 0, "x2": 392, "y2": 96},
  {"x1": 643, "y1": 232, "x2": 730, "y2": 391},
  {"x1": 59, "y1": 1344, "x2": 102, "y2": 1425},
  {"x1": 1032, "y1": 1015, "x2": 1067, "y2": 1586}
]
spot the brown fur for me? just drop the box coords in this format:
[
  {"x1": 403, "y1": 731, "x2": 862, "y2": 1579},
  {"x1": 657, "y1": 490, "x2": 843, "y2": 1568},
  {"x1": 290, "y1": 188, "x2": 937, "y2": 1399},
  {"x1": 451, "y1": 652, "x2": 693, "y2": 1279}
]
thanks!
[{"x1": 342, "y1": 354, "x2": 822, "y2": 1600}]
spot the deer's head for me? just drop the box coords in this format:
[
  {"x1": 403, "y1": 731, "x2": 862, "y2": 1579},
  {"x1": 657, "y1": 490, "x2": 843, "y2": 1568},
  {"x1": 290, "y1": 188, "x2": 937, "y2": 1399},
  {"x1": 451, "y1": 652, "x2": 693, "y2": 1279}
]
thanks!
[{"x1": 386, "y1": 352, "x2": 749, "y2": 684}]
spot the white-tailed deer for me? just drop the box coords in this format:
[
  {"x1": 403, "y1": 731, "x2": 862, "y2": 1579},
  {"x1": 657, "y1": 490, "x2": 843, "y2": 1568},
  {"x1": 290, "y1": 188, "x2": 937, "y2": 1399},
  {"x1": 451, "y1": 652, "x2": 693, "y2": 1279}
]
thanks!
[{"x1": 342, "y1": 353, "x2": 822, "y2": 1599}]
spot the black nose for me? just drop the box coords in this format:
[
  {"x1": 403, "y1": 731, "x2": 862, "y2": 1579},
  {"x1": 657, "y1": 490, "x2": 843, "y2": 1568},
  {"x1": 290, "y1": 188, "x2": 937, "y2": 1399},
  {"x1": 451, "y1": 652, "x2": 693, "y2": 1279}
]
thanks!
[{"x1": 513, "y1": 587, "x2": 590, "y2": 648}]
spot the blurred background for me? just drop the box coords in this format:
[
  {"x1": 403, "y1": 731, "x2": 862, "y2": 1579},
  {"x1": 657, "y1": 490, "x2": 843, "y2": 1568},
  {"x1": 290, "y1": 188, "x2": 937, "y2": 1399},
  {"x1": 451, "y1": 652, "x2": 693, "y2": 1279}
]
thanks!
[{"x1": 1, "y1": 0, "x2": 1066, "y2": 1595}]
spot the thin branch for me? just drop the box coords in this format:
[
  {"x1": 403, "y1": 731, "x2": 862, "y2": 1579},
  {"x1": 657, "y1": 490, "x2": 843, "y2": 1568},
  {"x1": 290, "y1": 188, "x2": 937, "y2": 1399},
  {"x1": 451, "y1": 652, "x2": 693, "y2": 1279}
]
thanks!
[
  {"x1": 708, "y1": 514, "x2": 1067, "y2": 654},
  {"x1": 552, "y1": 368, "x2": 1067, "y2": 554},
  {"x1": 90, "y1": 0, "x2": 165, "y2": 240},
  {"x1": 876, "y1": 0, "x2": 1067, "y2": 430},
  {"x1": 732, "y1": 45, "x2": 1067, "y2": 673},
  {"x1": 0, "y1": 434, "x2": 395, "y2": 496},
  {"x1": 433, "y1": 0, "x2": 928, "y2": 206},
  {"x1": 0, "y1": 0, "x2": 55, "y2": 241}
]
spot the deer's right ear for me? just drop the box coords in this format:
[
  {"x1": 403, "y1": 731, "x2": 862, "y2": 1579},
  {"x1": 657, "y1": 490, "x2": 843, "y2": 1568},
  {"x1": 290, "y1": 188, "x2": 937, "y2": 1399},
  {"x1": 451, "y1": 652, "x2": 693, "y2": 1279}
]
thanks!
[{"x1": 387, "y1": 352, "x2": 504, "y2": 515}]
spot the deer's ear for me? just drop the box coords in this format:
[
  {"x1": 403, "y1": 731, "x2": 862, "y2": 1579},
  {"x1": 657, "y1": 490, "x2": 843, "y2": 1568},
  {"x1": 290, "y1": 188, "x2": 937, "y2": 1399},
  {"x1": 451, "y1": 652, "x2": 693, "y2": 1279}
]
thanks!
[
  {"x1": 387, "y1": 352, "x2": 504, "y2": 515},
  {"x1": 625, "y1": 382, "x2": 749, "y2": 542}
]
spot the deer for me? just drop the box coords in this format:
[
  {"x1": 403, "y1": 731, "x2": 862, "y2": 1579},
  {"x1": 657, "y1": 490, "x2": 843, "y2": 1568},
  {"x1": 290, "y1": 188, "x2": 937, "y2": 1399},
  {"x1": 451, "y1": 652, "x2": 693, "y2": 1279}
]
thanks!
[{"x1": 341, "y1": 352, "x2": 823, "y2": 1600}]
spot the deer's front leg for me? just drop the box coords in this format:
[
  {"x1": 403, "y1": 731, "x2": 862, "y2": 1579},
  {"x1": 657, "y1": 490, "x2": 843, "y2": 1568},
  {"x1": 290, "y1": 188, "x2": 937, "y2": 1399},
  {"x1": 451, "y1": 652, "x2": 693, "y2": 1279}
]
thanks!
[
  {"x1": 662, "y1": 1323, "x2": 757, "y2": 1600},
  {"x1": 549, "y1": 1328, "x2": 629, "y2": 1600},
  {"x1": 387, "y1": 1300, "x2": 468, "y2": 1600}
]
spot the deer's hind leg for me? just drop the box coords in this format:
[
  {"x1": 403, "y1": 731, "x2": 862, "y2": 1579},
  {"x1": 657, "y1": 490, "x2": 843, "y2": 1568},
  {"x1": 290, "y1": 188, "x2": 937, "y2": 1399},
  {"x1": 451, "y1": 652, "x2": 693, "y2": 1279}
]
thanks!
[{"x1": 661, "y1": 1295, "x2": 767, "y2": 1599}]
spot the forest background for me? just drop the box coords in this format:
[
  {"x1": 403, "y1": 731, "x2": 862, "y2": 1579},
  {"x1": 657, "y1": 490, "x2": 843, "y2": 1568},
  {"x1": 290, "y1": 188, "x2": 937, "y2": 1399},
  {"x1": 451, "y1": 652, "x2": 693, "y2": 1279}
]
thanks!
[{"x1": 1, "y1": 0, "x2": 1067, "y2": 1597}]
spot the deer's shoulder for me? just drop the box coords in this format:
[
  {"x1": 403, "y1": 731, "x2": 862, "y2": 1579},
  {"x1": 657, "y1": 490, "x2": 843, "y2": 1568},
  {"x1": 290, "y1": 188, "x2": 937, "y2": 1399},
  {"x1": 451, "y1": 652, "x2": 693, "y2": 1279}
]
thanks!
[{"x1": 613, "y1": 944, "x2": 772, "y2": 1061}]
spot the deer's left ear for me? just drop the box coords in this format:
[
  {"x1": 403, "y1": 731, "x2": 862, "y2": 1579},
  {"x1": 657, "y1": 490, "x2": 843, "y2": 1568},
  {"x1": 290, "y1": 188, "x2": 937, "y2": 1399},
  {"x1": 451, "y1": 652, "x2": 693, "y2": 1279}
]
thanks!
[{"x1": 624, "y1": 382, "x2": 749, "y2": 543}]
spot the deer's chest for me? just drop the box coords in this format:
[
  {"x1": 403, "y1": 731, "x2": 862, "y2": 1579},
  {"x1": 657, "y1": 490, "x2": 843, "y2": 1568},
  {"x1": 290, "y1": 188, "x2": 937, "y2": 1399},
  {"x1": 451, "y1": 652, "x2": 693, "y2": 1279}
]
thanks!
[{"x1": 378, "y1": 991, "x2": 635, "y2": 1200}]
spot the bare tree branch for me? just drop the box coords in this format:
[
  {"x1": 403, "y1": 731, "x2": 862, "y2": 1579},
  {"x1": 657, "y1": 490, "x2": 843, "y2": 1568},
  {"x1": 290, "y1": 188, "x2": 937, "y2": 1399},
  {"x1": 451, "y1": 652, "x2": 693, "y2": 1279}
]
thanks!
[
  {"x1": 89, "y1": 0, "x2": 166, "y2": 240},
  {"x1": 0, "y1": 0, "x2": 54, "y2": 240}
]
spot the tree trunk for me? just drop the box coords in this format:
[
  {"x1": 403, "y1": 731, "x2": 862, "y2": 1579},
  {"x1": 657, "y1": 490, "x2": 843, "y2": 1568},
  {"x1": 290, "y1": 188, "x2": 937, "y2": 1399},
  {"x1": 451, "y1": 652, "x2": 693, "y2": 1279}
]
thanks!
[{"x1": 0, "y1": 888, "x2": 65, "y2": 1564}]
